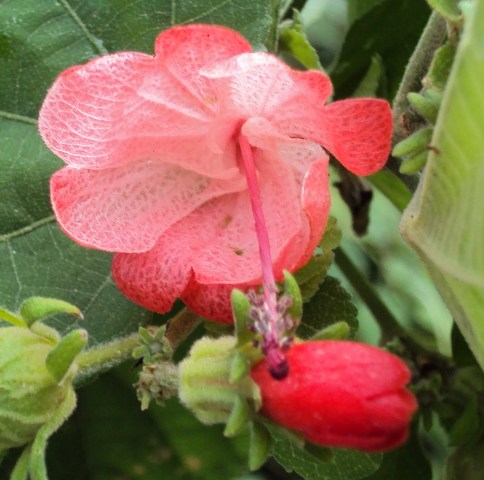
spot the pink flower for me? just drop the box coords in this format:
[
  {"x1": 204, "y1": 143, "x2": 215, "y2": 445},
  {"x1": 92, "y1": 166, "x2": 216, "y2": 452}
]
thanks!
[
  {"x1": 39, "y1": 24, "x2": 392, "y2": 322},
  {"x1": 251, "y1": 341, "x2": 418, "y2": 452}
]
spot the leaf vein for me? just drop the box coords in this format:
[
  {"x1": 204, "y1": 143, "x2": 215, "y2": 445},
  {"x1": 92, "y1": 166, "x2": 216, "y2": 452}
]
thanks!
[
  {"x1": 0, "y1": 110, "x2": 37, "y2": 125},
  {"x1": 0, "y1": 216, "x2": 56, "y2": 243},
  {"x1": 57, "y1": 0, "x2": 109, "y2": 55},
  {"x1": 178, "y1": 0, "x2": 234, "y2": 25}
]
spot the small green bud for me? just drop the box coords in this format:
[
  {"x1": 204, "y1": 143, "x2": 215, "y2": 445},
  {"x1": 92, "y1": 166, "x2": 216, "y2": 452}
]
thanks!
[
  {"x1": 178, "y1": 337, "x2": 261, "y2": 425},
  {"x1": 407, "y1": 91, "x2": 441, "y2": 124},
  {"x1": 0, "y1": 326, "x2": 80, "y2": 450},
  {"x1": 399, "y1": 150, "x2": 429, "y2": 174},
  {"x1": 136, "y1": 361, "x2": 179, "y2": 410},
  {"x1": 392, "y1": 128, "x2": 433, "y2": 158},
  {"x1": 19, "y1": 297, "x2": 82, "y2": 326}
]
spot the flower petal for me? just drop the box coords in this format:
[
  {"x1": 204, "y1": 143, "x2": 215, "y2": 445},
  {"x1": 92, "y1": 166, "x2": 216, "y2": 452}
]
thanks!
[
  {"x1": 202, "y1": 52, "x2": 333, "y2": 121},
  {"x1": 112, "y1": 238, "x2": 194, "y2": 314},
  {"x1": 275, "y1": 98, "x2": 392, "y2": 175},
  {"x1": 39, "y1": 26, "x2": 251, "y2": 178},
  {"x1": 51, "y1": 160, "x2": 244, "y2": 252},
  {"x1": 155, "y1": 24, "x2": 252, "y2": 103}
]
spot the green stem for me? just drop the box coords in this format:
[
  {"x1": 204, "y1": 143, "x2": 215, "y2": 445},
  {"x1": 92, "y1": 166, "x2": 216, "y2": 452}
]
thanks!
[
  {"x1": 335, "y1": 247, "x2": 404, "y2": 343},
  {"x1": 75, "y1": 333, "x2": 139, "y2": 384},
  {"x1": 390, "y1": 11, "x2": 447, "y2": 191},
  {"x1": 368, "y1": 168, "x2": 413, "y2": 212},
  {"x1": 74, "y1": 308, "x2": 201, "y2": 385}
]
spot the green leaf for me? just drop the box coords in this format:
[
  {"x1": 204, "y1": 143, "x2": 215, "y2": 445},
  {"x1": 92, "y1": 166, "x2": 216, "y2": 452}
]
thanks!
[
  {"x1": 39, "y1": 367, "x2": 250, "y2": 480},
  {"x1": 295, "y1": 216, "x2": 341, "y2": 302},
  {"x1": 363, "y1": 427, "x2": 430, "y2": 480},
  {"x1": 0, "y1": 0, "x2": 273, "y2": 348},
  {"x1": 279, "y1": 10, "x2": 323, "y2": 70},
  {"x1": 267, "y1": 423, "x2": 382, "y2": 480},
  {"x1": 400, "y1": 0, "x2": 484, "y2": 371},
  {"x1": 332, "y1": 0, "x2": 430, "y2": 100},
  {"x1": 298, "y1": 276, "x2": 358, "y2": 340},
  {"x1": 351, "y1": 54, "x2": 385, "y2": 98},
  {"x1": 0, "y1": 225, "x2": 150, "y2": 345}
]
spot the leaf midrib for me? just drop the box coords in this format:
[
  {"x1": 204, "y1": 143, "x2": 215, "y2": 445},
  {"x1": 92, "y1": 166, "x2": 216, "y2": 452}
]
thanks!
[{"x1": 0, "y1": 215, "x2": 56, "y2": 243}]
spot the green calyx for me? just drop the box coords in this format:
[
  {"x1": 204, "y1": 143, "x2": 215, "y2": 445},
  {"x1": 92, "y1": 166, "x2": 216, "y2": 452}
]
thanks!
[
  {"x1": 0, "y1": 324, "x2": 85, "y2": 451},
  {"x1": 178, "y1": 336, "x2": 271, "y2": 470},
  {"x1": 179, "y1": 336, "x2": 261, "y2": 425},
  {"x1": 0, "y1": 297, "x2": 86, "y2": 478}
]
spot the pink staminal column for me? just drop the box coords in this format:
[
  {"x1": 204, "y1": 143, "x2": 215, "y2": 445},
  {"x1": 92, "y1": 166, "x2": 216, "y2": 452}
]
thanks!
[{"x1": 238, "y1": 133, "x2": 292, "y2": 380}]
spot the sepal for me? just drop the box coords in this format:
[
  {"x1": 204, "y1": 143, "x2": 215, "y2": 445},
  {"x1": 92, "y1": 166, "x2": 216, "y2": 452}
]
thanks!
[
  {"x1": 224, "y1": 395, "x2": 251, "y2": 438},
  {"x1": 248, "y1": 422, "x2": 272, "y2": 471},
  {"x1": 309, "y1": 321, "x2": 351, "y2": 341},
  {"x1": 19, "y1": 297, "x2": 83, "y2": 326},
  {"x1": 46, "y1": 329, "x2": 88, "y2": 383}
]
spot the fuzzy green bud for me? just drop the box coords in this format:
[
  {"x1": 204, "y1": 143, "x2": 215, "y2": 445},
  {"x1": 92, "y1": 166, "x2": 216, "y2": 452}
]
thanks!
[
  {"x1": 0, "y1": 325, "x2": 83, "y2": 450},
  {"x1": 178, "y1": 336, "x2": 261, "y2": 425}
]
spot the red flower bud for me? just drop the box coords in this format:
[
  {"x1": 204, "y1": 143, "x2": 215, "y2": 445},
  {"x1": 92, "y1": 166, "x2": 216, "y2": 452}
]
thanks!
[{"x1": 251, "y1": 341, "x2": 417, "y2": 452}]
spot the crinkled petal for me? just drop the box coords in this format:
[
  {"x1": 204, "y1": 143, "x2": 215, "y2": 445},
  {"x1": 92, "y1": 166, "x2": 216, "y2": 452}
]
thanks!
[
  {"x1": 155, "y1": 24, "x2": 252, "y2": 103},
  {"x1": 201, "y1": 52, "x2": 333, "y2": 121},
  {"x1": 51, "y1": 160, "x2": 244, "y2": 252},
  {"x1": 182, "y1": 281, "x2": 237, "y2": 324},
  {"x1": 39, "y1": 26, "x2": 251, "y2": 177},
  {"x1": 112, "y1": 237, "x2": 194, "y2": 314},
  {"x1": 275, "y1": 98, "x2": 392, "y2": 175}
]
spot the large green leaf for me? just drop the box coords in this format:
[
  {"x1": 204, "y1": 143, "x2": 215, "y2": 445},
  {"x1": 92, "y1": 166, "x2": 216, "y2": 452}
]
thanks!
[
  {"x1": 400, "y1": 2, "x2": 484, "y2": 369},
  {"x1": 0, "y1": 0, "x2": 272, "y2": 345},
  {"x1": 41, "y1": 367, "x2": 249, "y2": 480}
]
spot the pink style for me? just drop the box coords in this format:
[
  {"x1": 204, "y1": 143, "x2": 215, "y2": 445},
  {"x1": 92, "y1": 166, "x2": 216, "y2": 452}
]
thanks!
[{"x1": 39, "y1": 24, "x2": 392, "y2": 323}]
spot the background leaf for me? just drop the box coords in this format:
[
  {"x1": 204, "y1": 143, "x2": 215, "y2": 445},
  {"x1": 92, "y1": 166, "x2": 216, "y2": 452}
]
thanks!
[
  {"x1": 298, "y1": 276, "x2": 358, "y2": 340},
  {"x1": 331, "y1": 0, "x2": 430, "y2": 100},
  {"x1": 0, "y1": 0, "x2": 273, "y2": 346},
  {"x1": 4, "y1": 365, "x2": 250, "y2": 480},
  {"x1": 267, "y1": 423, "x2": 382, "y2": 480},
  {"x1": 400, "y1": 0, "x2": 484, "y2": 370}
]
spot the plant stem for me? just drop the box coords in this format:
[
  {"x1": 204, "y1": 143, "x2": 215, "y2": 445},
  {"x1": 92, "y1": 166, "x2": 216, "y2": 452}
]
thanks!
[
  {"x1": 165, "y1": 308, "x2": 202, "y2": 349},
  {"x1": 74, "y1": 308, "x2": 201, "y2": 385},
  {"x1": 335, "y1": 247, "x2": 404, "y2": 343},
  {"x1": 390, "y1": 11, "x2": 447, "y2": 191},
  {"x1": 75, "y1": 333, "x2": 139, "y2": 384}
]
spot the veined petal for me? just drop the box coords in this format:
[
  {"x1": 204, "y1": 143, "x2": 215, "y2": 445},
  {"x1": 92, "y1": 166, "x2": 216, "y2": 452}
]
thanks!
[
  {"x1": 274, "y1": 98, "x2": 392, "y2": 175},
  {"x1": 192, "y1": 152, "x2": 303, "y2": 284},
  {"x1": 38, "y1": 31, "x2": 249, "y2": 178},
  {"x1": 202, "y1": 52, "x2": 333, "y2": 120},
  {"x1": 51, "y1": 160, "x2": 244, "y2": 252},
  {"x1": 183, "y1": 159, "x2": 330, "y2": 324},
  {"x1": 155, "y1": 24, "x2": 252, "y2": 103},
  {"x1": 112, "y1": 239, "x2": 194, "y2": 315},
  {"x1": 111, "y1": 130, "x2": 330, "y2": 319}
]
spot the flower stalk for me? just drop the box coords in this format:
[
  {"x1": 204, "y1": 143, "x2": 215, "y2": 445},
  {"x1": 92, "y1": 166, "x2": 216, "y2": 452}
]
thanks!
[{"x1": 238, "y1": 133, "x2": 290, "y2": 379}]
